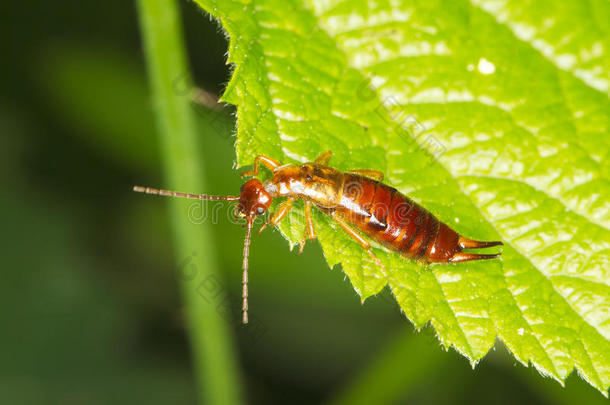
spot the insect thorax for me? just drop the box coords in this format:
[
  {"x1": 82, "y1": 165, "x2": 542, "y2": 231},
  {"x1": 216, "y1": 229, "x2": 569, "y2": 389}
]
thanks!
[{"x1": 264, "y1": 164, "x2": 344, "y2": 209}]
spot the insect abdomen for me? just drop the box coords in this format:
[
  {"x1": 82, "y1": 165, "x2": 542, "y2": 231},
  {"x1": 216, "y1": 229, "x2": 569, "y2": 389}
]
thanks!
[{"x1": 338, "y1": 174, "x2": 470, "y2": 263}]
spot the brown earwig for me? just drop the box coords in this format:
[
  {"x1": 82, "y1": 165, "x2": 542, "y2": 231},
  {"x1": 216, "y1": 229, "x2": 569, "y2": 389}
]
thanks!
[{"x1": 134, "y1": 151, "x2": 502, "y2": 324}]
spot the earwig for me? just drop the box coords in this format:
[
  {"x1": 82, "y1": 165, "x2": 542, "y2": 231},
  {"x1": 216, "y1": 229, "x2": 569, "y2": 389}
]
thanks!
[{"x1": 134, "y1": 151, "x2": 502, "y2": 324}]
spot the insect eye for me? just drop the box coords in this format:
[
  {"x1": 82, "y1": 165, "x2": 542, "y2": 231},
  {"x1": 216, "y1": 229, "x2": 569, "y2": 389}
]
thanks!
[{"x1": 256, "y1": 206, "x2": 265, "y2": 215}]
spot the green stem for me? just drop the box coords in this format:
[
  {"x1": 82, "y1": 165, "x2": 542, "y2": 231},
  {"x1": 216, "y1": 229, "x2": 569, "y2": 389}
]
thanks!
[{"x1": 137, "y1": 1, "x2": 243, "y2": 404}]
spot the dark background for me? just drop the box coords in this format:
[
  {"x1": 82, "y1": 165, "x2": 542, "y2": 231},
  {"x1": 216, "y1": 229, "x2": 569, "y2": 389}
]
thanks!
[{"x1": 2, "y1": 1, "x2": 607, "y2": 404}]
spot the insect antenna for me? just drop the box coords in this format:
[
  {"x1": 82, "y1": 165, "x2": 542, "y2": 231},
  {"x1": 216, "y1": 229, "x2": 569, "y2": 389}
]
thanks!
[
  {"x1": 133, "y1": 185, "x2": 239, "y2": 201},
  {"x1": 241, "y1": 216, "x2": 254, "y2": 324}
]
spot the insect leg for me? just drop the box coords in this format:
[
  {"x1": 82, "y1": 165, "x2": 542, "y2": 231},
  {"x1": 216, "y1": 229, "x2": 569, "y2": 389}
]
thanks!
[
  {"x1": 270, "y1": 198, "x2": 295, "y2": 225},
  {"x1": 241, "y1": 155, "x2": 281, "y2": 178},
  {"x1": 258, "y1": 197, "x2": 296, "y2": 234},
  {"x1": 345, "y1": 169, "x2": 384, "y2": 182},
  {"x1": 314, "y1": 150, "x2": 333, "y2": 165},
  {"x1": 299, "y1": 201, "x2": 317, "y2": 253},
  {"x1": 330, "y1": 212, "x2": 387, "y2": 277}
]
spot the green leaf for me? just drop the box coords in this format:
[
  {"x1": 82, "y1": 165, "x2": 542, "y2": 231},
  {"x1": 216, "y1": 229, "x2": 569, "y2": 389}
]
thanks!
[{"x1": 194, "y1": 0, "x2": 610, "y2": 394}]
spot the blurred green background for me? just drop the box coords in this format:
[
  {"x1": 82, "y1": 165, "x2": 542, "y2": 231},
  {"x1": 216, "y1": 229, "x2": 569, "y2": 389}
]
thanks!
[{"x1": 2, "y1": 1, "x2": 607, "y2": 404}]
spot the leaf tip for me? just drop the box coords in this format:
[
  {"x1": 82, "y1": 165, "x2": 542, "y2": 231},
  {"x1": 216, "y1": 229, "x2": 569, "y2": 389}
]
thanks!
[{"x1": 468, "y1": 358, "x2": 479, "y2": 370}]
